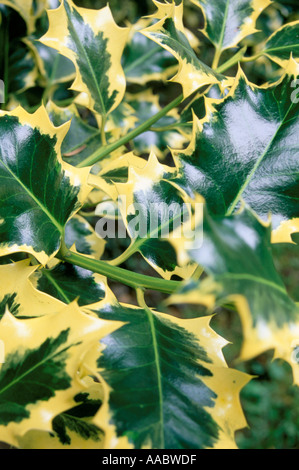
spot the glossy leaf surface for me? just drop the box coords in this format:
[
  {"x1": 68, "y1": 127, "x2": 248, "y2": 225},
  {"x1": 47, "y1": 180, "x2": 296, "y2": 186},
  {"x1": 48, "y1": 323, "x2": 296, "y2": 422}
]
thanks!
[
  {"x1": 0, "y1": 106, "x2": 90, "y2": 264},
  {"x1": 40, "y1": 0, "x2": 129, "y2": 116}
]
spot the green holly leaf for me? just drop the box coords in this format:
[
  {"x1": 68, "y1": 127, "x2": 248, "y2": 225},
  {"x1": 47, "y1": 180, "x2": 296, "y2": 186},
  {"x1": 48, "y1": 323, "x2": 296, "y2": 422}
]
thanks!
[
  {"x1": 19, "y1": 377, "x2": 104, "y2": 448},
  {"x1": 123, "y1": 23, "x2": 177, "y2": 85},
  {"x1": 172, "y1": 206, "x2": 299, "y2": 385},
  {"x1": 5, "y1": 40, "x2": 37, "y2": 96},
  {"x1": 46, "y1": 101, "x2": 104, "y2": 166},
  {"x1": 191, "y1": 0, "x2": 271, "y2": 51},
  {"x1": 0, "y1": 106, "x2": 90, "y2": 264},
  {"x1": 27, "y1": 39, "x2": 75, "y2": 87},
  {"x1": 33, "y1": 264, "x2": 106, "y2": 307},
  {"x1": 86, "y1": 292, "x2": 250, "y2": 449},
  {"x1": 0, "y1": 329, "x2": 72, "y2": 426},
  {"x1": 141, "y1": 1, "x2": 230, "y2": 98},
  {"x1": 172, "y1": 60, "x2": 299, "y2": 243},
  {"x1": 0, "y1": 0, "x2": 46, "y2": 33},
  {"x1": 262, "y1": 20, "x2": 299, "y2": 67},
  {"x1": 65, "y1": 214, "x2": 105, "y2": 259},
  {"x1": 40, "y1": 0, "x2": 129, "y2": 117}
]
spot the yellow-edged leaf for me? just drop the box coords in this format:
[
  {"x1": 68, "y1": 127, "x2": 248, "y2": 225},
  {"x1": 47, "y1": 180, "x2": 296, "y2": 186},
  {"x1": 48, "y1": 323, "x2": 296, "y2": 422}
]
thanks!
[
  {"x1": 141, "y1": 0, "x2": 232, "y2": 98},
  {"x1": 40, "y1": 0, "x2": 130, "y2": 117},
  {"x1": 0, "y1": 105, "x2": 91, "y2": 264},
  {"x1": 0, "y1": 303, "x2": 122, "y2": 447},
  {"x1": 82, "y1": 288, "x2": 251, "y2": 449}
]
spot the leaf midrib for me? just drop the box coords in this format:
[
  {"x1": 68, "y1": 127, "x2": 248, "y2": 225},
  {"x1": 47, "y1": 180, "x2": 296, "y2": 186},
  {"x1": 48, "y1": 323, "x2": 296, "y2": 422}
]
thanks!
[
  {"x1": 0, "y1": 157, "x2": 64, "y2": 233},
  {"x1": 265, "y1": 44, "x2": 299, "y2": 54},
  {"x1": 226, "y1": 99, "x2": 295, "y2": 215},
  {"x1": 218, "y1": 272, "x2": 289, "y2": 295},
  {"x1": 128, "y1": 198, "x2": 189, "y2": 256},
  {"x1": 216, "y1": 0, "x2": 230, "y2": 51},
  {"x1": 0, "y1": 342, "x2": 72, "y2": 398},
  {"x1": 41, "y1": 269, "x2": 71, "y2": 304},
  {"x1": 65, "y1": 2, "x2": 107, "y2": 116},
  {"x1": 144, "y1": 306, "x2": 165, "y2": 449}
]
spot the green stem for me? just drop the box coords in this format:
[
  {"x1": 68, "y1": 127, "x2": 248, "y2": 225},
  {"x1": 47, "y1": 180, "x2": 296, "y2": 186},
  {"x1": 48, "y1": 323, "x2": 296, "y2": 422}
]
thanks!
[
  {"x1": 191, "y1": 265, "x2": 204, "y2": 281},
  {"x1": 58, "y1": 242, "x2": 181, "y2": 294},
  {"x1": 77, "y1": 93, "x2": 184, "y2": 167},
  {"x1": 108, "y1": 241, "x2": 137, "y2": 266},
  {"x1": 216, "y1": 47, "x2": 247, "y2": 74},
  {"x1": 211, "y1": 47, "x2": 222, "y2": 70}
]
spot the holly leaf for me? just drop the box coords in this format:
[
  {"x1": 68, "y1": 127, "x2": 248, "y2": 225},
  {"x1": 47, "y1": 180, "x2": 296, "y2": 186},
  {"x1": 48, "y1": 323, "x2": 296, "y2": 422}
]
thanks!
[
  {"x1": 0, "y1": 0, "x2": 45, "y2": 33},
  {"x1": 191, "y1": 0, "x2": 271, "y2": 51},
  {"x1": 172, "y1": 60, "x2": 299, "y2": 243},
  {"x1": 262, "y1": 20, "x2": 299, "y2": 67},
  {"x1": 4, "y1": 40, "x2": 38, "y2": 96},
  {"x1": 65, "y1": 214, "x2": 105, "y2": 259},
  {"x1": 141, "y1": 1, "x2": 230, "y2": 99},
  {"x1": 0, "y1": 106, "x2": 91, "y2": 264},
  {"x1": 32, "y1": 263, "x2": 107, "y2": 307},
  {"x1": 40, "y1": 0, "x2": 129, "y2": 117},
  {"x1": 0, "y1": 260, "x2": 64, "y2": 320},
  {"x1": 0, "y1": 303, "x2": 121, "y2": 447},
  {"x1": 26, "y1": 39, "x2": 75, "y2": 87},
  {"x1": 88, "y1": 152, "x2": 150, "y2": 201},
  {"x1": 19, "y1": 377, "x2": 104, "y2": 448},
  {"x1": 114, "y1": 153, "x2": 197, "y2": 280},
  {"x1": 84, "y1": 293, "x2": 250, "y2": 449},
  {"x1": 45, "y1": 101, "x2": 110, "y2": 167},
  {"x1": 123, "y1": 19, "x2": 177, "y2": 85},
  {"x1": 171, "y1": 206, "x2": 299, "y2": 385}
]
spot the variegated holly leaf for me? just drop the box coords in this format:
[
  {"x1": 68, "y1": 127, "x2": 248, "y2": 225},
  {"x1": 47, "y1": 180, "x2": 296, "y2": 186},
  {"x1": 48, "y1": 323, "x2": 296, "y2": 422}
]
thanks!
[
  {"x1": 171, "y1": 82, "x2": 229, "y2": 135},
  {"x1": 0, "y1": 0, "x2": 45, "y2": 33},
  {"x1": 83, "y1": 291, "x2": 250, "y2": 449},
  {"x1": 123, "y1": 19, "x2": 177, "y2": 85},
  {"x1": 0, "y1": 106, "x2": 91, "y2": 264},
  {"x1": 20, "y1": 413, "x2": 104, "y2": 449},
  {"x1": 171, "y1": 206, "x2": 299, "y2": 384},
  {"x1": 65, "y1": 214, "x2": 105, "y2": 259},
  {"x1": 191, "y1": 0, "x2": 271, "y2": 52},
  {"x1": 40, "y1": 0, "x2": 129, "y2": 117},
  {"x1": 26, "y1": 39, "x2": 75, "y2": 87},
  {"x1": 4, "y1": 40, "x2": 38, "y2": 96},
  {"x1": 141, "y1": 1, "x2": 230, "y2": 99},
  {"x1": 32, "y1": 264, "x2": 107, "y2": 307},
  {"x1": 0, "y1": 260, "x2": 64, "y2": 320},
  {"x1": 19, "y1": 379, "x2": 104, "y2": 448},
  {"x1": 0, "y1": 303, "x2": 121, "y2": 447},
  {"x1": 172, "y1": 60, "x2": 299, "y2": 243},
  {"x1": 113, "y1": 153, "x2": 197, "y2": 280},
  {"x1": 261, "y1": 21, "x2": 299, "y2": 67}
]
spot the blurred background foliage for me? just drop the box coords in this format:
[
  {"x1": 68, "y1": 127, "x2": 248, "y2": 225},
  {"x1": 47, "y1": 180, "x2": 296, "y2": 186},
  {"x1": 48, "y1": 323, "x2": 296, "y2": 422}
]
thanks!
[{"x1": 0, "y1": 0, "x2": 299, "y2": 449}]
